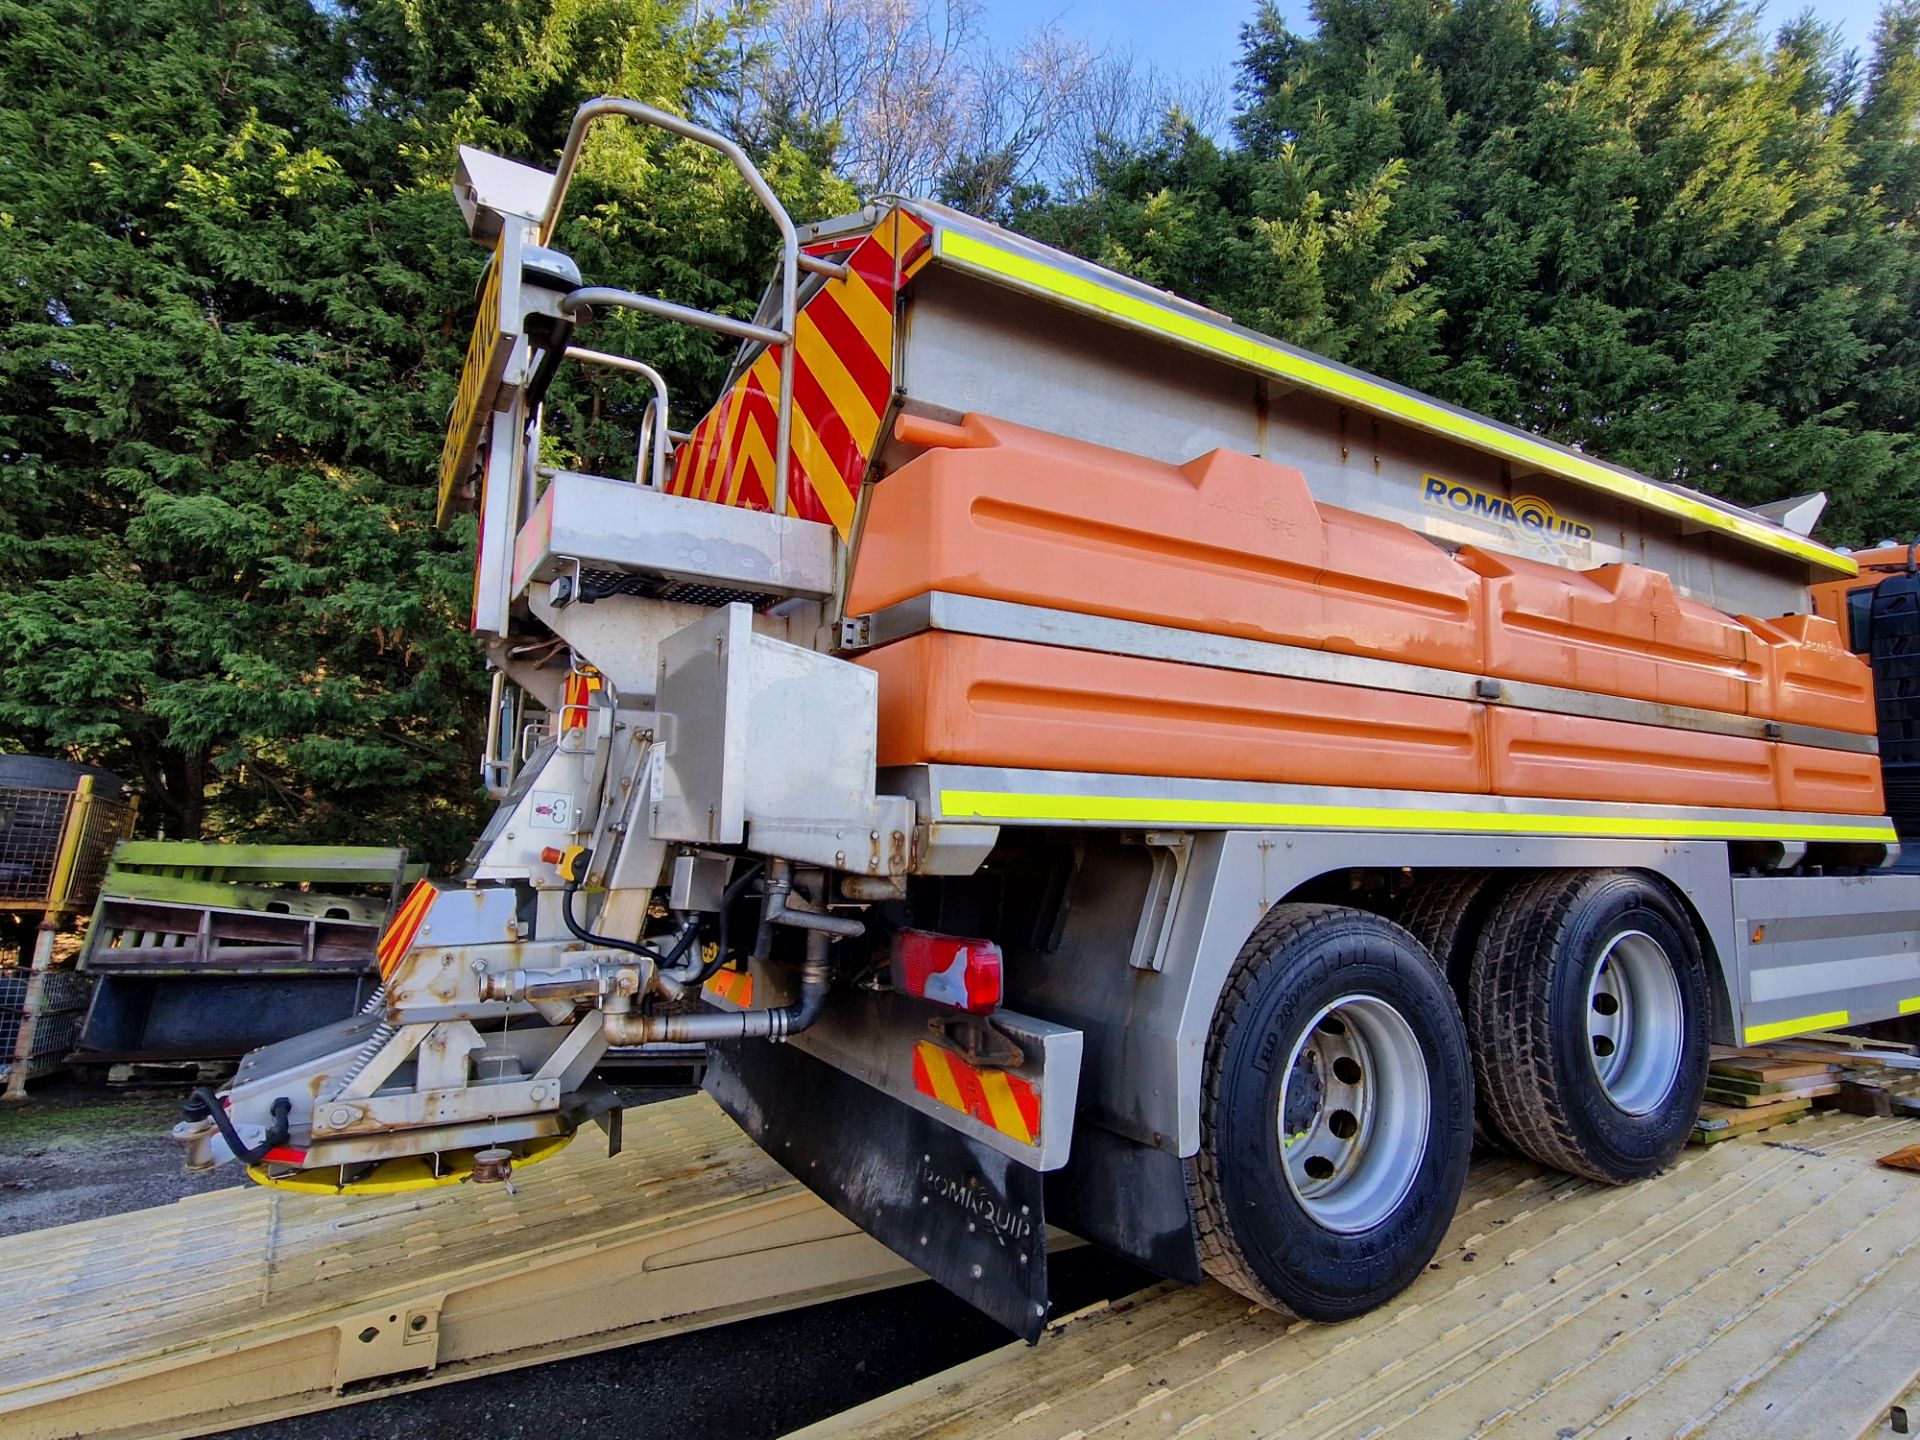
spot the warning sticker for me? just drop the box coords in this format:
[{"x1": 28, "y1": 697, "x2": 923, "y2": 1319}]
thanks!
[{"x1": 530, "y1": 791, "x2": 574, "y2": 831}]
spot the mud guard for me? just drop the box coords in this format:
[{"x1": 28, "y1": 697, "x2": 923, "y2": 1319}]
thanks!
[
  {"x1": 1045, "y1": 1119, "x2": 1203, "y2": 1284},
  {"x1": 705, "y1": 1038, "x2": 1052, "y2": 1341}
]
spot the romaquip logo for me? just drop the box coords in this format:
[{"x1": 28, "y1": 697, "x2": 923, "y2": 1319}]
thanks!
[{"x1": 1421, "y1": 474, "x2": 1594, "y2": 554}]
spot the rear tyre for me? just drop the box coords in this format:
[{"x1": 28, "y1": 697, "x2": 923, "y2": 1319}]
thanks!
[
  {"x1": 1194, "y1": 904, "x2": 1474, "y2": 1321},
  {"x1": 1466, "y1": 869, "x2": 1710, "y2": 1184},
  {"x1": 1395, "y1": 870, "x2": 1498, "y2": 994},
  {"x1": 1395, "y1": 871, "x2": 1510, "y2": 1151}
]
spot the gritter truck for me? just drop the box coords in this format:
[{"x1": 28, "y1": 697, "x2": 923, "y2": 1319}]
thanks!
[{"x1": 174, "y1": 99, "x2": 1920, "y2": 1342}]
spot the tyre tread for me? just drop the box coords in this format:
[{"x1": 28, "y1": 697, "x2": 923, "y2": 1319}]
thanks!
[
  {"x1": 1395, "y1": 871, "x2": 1493, "y2": 991},
  {"x1": 1466, "y1": 870, "x2": 1591, "y2": 1175},
  {"x1": 1466, "y1": 868, "x2": 1703, "y2": 1183}
]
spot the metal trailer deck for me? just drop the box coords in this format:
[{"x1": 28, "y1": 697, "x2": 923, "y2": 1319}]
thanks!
[
  {"x1": 6, "y1": 1098, "x2": 1918, "y2": 1440},
  {"x1": 0, "y1": 1095, "x2": 914, "y2": 1440},
  {"x1": 801, "y1": 1111, "x2": 1920, "y2": 1440}
]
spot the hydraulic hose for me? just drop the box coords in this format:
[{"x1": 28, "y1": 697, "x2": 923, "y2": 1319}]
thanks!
[
  {"x1": 560, "y1": 883, "x2": 694, "y2": 968},
  {"x1": 185, "y1": 1088, "x2": 292, "y2": 1166},
  {"x1": 683, "y1": 861, "x2": 764, "y2": 986}
]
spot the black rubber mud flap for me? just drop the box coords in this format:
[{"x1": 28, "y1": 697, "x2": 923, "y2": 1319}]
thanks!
[
  {"x1": 1045, "y1": 1119, "x2": 1203, "y2": 1284},
  {"x1": 705, "y1": 1039, "x2": 1052, "y2": 1341}
]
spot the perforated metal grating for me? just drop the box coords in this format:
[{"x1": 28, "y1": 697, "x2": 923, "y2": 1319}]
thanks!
[{"x1": 579, "y1": 568, "x2": 780, "y2": 611}]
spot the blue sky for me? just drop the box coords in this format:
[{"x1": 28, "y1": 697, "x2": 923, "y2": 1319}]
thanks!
[{"x1": 973, "y1": 1, "x2": 1897, "y2": 95}]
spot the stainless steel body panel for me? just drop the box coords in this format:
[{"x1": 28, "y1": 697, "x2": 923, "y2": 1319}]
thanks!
[
  {"x1": 890, "y1": 267, "x2": 1824, "y2": 617},
  {"x1": 1008, "y1": 828, "x2": 1741, "y2": 1160},
  {"x1": 653, "y1": 604, "x2": 913, "y2": 871},
  {"x1": 513, "y1": 470, "x2": 836, "y2": 603},
  {"x1": 1730, "y1": 873, "x2": 1920, "y2": 1041}
]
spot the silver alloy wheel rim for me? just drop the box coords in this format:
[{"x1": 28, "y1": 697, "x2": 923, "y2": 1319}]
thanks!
[
  {"x1": 1276, "y1": 994, "x2": 1430, "y2": 1235},
  {"x1": 1585, "y1": 929, "x2": 1685, "y2": 1115}
]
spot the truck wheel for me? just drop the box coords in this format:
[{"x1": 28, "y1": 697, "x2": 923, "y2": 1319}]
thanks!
[
  {"x1": 1467, "y1": 869, "x2": 1709, "y2": 1184},
  {"x1": 1396, "y1": 871, "x2": 1509, "y2": 1150},
  {"x1": 1395, "y1": 870, "x2": 1497, "y2": 993},
  {"x1": 1194, "y1": 904, "x2": 1473, "y2": 1321}
]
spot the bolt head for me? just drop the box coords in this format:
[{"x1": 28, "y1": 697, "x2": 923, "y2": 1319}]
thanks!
[{"x1": 328, "y1": 1107, "x2": 353, "y2": 1127}]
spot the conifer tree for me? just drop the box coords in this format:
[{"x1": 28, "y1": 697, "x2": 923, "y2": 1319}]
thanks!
[
  {"x1": 1021, "y1": 0, "x2": 1920, "y2": 546},
  {"x1": 0, "y1": 0, "x2": 849, "y2": 856}
]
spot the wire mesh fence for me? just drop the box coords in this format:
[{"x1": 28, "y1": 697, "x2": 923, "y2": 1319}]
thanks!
[
  {"x1": 0, "y1": 786, "x2": 138, "y2": 912},
  {"x1": 0, "y1": 968, "x2": 94, "y2": 1082}
]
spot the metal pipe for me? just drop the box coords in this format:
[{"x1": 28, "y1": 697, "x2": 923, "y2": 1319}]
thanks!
[
  {"x1": 478, "y1": 675, "x2": 510, "y2": 794},
  {"x1": 839, "y1": 875, "x2": 906, "y2": 902},
  {"x1": 478, "y1": 965, "x2": 605, "y2": 1004},
  {"x1": 634, "y1": 398, "x2": 664, "y2": 489},
  {"x1": 603, "y1": 929, "x2": 831, "y2": 1045},
  {"x1": 772, "y1": 232, "x2": 796, "y2": 520},
  {"x1": 561, "y1": 287, "x2": 786, "y2": 348},
  {"x1": 542, "y1": 98, "x2": 799, "y2": 513},
  {"x1": 765, "y1": 885, "x2": 865, "y2": 937}
]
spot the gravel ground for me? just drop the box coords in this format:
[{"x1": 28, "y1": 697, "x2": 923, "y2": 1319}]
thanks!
[
  {"x1": 0, "y1": 1075, "x2": 244, "y2": 1237},
  {"x1": 0, "y1": 1070, "x2": 1150, "y2": 1440}
]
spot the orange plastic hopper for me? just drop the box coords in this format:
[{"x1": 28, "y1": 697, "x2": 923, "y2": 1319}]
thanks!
[
  {"x1": 851, "y1": 413, "x2": 1481, "y2": 671},
  {"x1": 849, "y1": 411, "x2": 1882, "y2": 816},
  {"x1": 859, "y1": 633, "x2": 1489, "y2": 795}
]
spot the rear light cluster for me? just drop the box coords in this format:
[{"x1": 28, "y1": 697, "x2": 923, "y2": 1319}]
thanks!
[{"x1": 891, "y1": 929, "x2": 1003, "y2": 1014}]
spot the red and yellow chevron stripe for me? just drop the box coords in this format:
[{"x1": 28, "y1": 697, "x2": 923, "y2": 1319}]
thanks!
[
  {"x1": 377, "y1": 881, "x2": 436, "y2": 979},
  {"x1": 668, "y1": 207, "x2": 933, "y2": 538},
  {"x1": 911, "y1": 1039, "x2": 1042, "y2": 1146},
  {"x1": 560, "y1": 666, "x2": 602, "y2": 731},
  {"x1": 704, "y1": 967, "x2": 754, "y2": 1007}
]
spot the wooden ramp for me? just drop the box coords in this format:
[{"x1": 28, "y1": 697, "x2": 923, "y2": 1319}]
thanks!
[
  {"x1": 0, "y1": 1094, "x2": 911, "y2": 1440},
  {"x1": 798, "y1": 1112, "x2": 1920, "y2": 1440}
]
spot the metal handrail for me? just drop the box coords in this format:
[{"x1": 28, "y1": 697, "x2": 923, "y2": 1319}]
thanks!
[
  {"x1": 542, "y1": 98, "x2": 812, "y2": 514},
  {"x1": 561, "y1": 287, "x2": 786, "y2": 349},
  {"x1": 566, "y1": 345, "x2": 672, "y2": 488}
]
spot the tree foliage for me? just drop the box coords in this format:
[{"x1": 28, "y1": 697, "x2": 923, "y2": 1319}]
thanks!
[
  {"x1": 1, "y1": 0, "x2": 1916, "y2": 857},
  {"x1": 0, "y1": 0, "x2": 845, "y2": 855}
]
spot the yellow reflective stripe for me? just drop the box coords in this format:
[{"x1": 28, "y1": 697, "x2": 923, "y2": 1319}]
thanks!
[
  {"x1": 977, "y1": 1070, "x2": 1034, "y2": 1145},
  {"x1": 798, "y1": 308, "x2": 880, "y2": 441},
  {"x1": 1743, "y1": 1010, "x2": 1850, "y2": 1044},
  {"x1": 935, "y1": 229, "x2": 1855, "y2": 577},
  {"x1": 730, "y1": 412, "x2": 775, "y2": 509},
  {"x1": 937, "y1": 788, "x2": 1898, "y2": 843},
  {"x1": 1900, "y1": 996, "x2": 1920, "y2": 1016},
  {"x1": 867, "y1": 212, "x2": 907, "y2": 259},
  {"x1": 868, "y1": 208, "x2": 927, "y2": 262},
  {"x1": 836, "y1": 271, "x2": 894, "y2": 361},
  {"x1": 919, "y1": 1045, "x2": 965, "y2": 1111},
  {"x1": 790, "y1": 403, "x2": 855, "y2": 533},
  {"x1": 709, "y1": 381, "x2": 755, "y2": 503}
]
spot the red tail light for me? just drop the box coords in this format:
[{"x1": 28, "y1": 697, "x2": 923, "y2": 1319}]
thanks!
[{"x1": 891, "y1": 930, "x2": 1003, "y2": 1014}]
